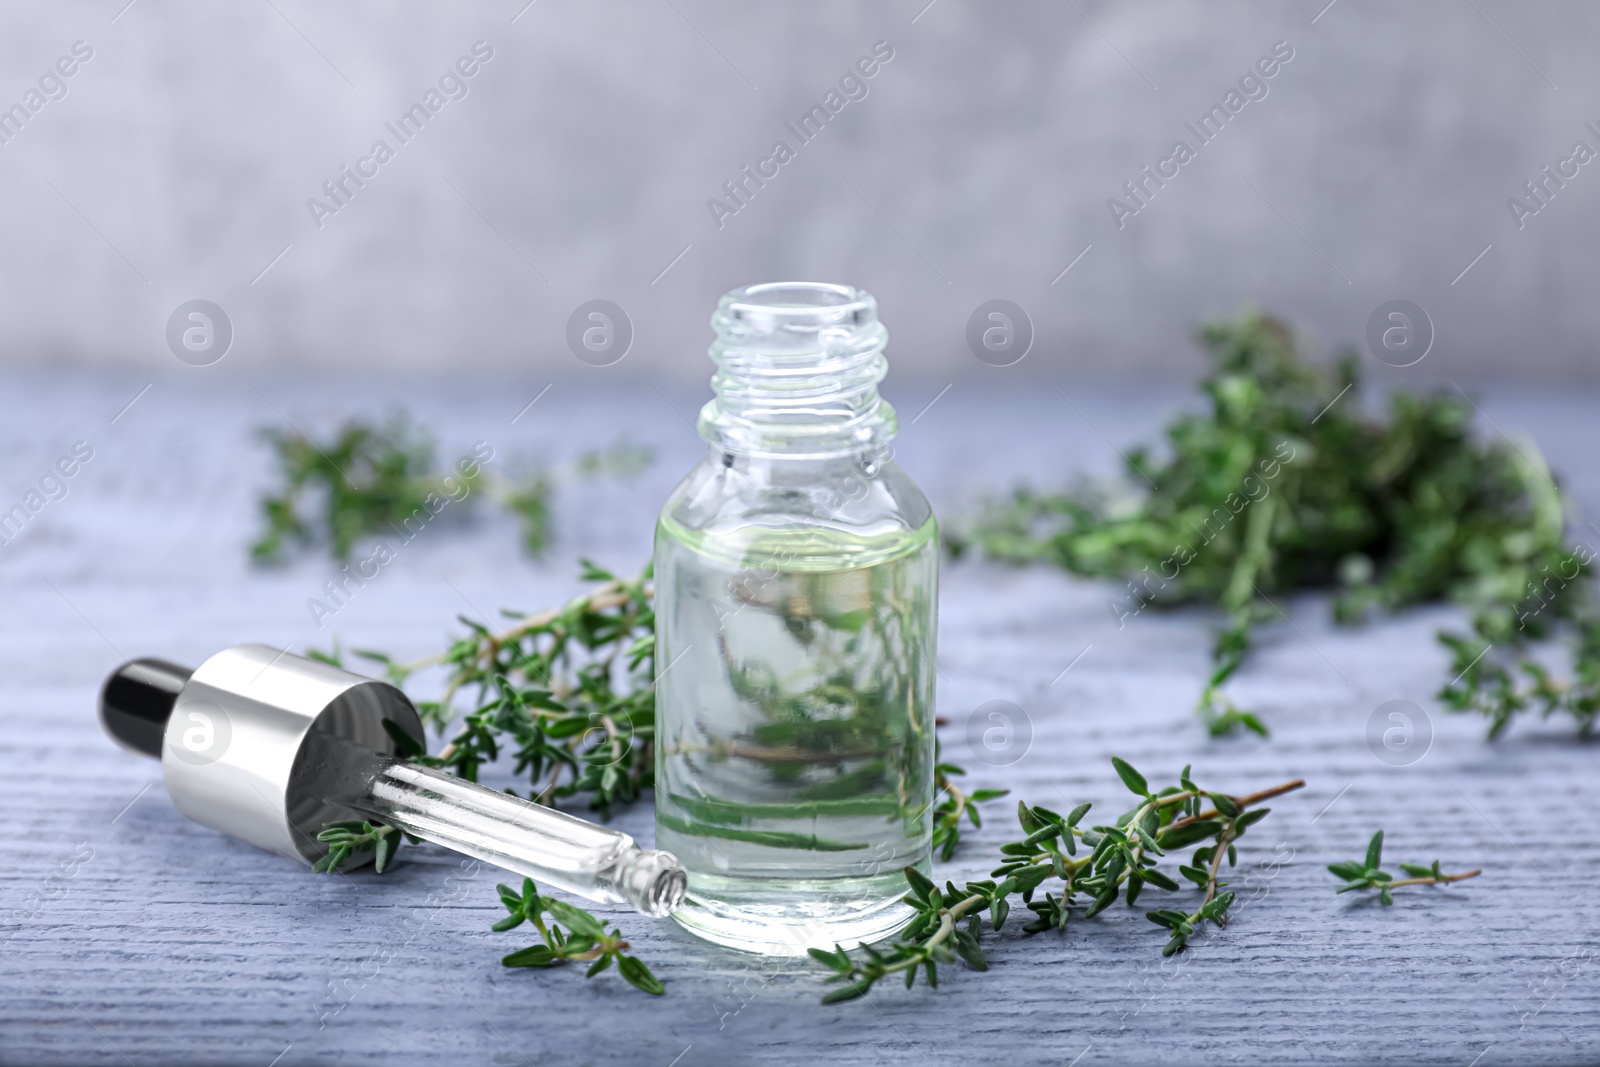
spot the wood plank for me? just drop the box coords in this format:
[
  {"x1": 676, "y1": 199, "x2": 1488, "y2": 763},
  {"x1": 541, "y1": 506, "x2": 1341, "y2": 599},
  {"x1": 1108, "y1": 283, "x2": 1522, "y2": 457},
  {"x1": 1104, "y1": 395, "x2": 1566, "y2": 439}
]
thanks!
[{"x1": 1, "y1": 379, "x2": 1595, "y2": 1066}]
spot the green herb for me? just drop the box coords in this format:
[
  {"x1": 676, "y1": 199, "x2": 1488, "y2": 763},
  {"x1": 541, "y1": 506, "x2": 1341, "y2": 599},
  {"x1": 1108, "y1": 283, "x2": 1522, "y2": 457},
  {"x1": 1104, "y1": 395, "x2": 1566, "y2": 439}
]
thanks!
[
  {"x1": 319, "y1": 559, "x2": 999, "y2": 847},
  {"x1": 312, "y1": 819, "x2": 408, "y2": 873},
  {"x1": 1438, "y1": 602, "x2": 1600, "y2": 739},
  {"x1": 251, "y1": 412, "x2": 650, "y2": 564},
  {"x1": 312, "y1": 560, "x2": 1009, "y2": 987},
  {"x1": 693, "y1": 557, "x2": 943, "y2": 854},
  {"x1": 309, "y1": 566, "x2": 662, "y2": 995},
  {"x1": 494, "y1": 876, "x2": 664, "y2": 995},
  {"x1": 932, "y1": 741, "x2": 1009, "y2": 862},
  {"x1": 499, "y1": 446, "x2": 658, "y2": 558},
  {"x1": 809, "y1": 758, "x2": 1304, "y2": 1001},
  {"x1": 354, "y1": 560, "x2": 657, "y2": 816},
  {"x1": 503, "y1": 471, "x2": 554, "y2": 557},
  {"x1": 253, "y1": 413, "x2": 454, "y2": 564},
  {"x1": 1329, "y1": 830, "x2": 1481, "y2": 905},
  {"x1": 951, "y1": 310, "x2": 1590, "y2": 738}
]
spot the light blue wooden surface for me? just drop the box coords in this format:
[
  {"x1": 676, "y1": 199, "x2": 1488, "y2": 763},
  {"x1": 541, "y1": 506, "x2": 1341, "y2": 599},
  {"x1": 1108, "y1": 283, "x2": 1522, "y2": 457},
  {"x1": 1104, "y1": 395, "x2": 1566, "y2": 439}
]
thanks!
[{"x1": 2, "y1": 377, "x2": 1597, "y2": 1067}]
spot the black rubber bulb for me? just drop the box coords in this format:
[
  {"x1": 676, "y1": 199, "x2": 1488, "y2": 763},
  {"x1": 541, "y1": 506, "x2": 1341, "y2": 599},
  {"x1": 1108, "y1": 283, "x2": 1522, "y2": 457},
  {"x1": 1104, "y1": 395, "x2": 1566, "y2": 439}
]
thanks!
[{"x1": 99, "y1": 658, "x2": 193, "y2": 759}]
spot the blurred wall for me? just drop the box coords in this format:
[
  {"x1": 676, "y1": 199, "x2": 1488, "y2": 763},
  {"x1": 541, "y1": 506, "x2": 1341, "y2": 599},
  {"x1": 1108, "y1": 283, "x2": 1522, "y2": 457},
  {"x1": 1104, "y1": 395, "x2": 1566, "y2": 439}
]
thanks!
[{"x1": 0, "y1": 0, "x2": 1596, "y2": 384}]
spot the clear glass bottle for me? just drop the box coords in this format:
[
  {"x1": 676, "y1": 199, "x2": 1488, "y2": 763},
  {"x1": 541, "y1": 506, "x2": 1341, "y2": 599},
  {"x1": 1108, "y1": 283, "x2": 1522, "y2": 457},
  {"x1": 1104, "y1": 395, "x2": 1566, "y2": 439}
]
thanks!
[{"x1": 654, "y1": 282, "x2": 939, "y2": 955}]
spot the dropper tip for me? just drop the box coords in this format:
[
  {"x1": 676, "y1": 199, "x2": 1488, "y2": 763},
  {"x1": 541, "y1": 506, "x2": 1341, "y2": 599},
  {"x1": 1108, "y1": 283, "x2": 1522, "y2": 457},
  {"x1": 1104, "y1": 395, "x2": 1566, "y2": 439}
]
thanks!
[{"x1": 623, "y1": 849, "x2": 688, "y2": 917}]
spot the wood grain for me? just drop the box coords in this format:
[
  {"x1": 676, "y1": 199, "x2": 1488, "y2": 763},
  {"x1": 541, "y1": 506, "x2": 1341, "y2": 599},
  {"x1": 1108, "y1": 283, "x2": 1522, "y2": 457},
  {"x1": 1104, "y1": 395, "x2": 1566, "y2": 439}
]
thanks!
[{"x1": 1, "y1": 378, "x2": 1596, "y2": 1067}]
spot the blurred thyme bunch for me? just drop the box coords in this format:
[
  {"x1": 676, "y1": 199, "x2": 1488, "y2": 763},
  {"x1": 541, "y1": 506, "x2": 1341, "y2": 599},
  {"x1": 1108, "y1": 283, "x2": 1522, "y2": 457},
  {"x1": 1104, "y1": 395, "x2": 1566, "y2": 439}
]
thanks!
[
  {"x1": 810, "y1": 757, "x2": 1304, "y2": 1001},
  {"x1": 951, "y1": 310, "x2": 1592, "y2": 738},
  {"x1": 1437, "y1": 578, "x2": 1599, "y2": 739},
  {"x1": 251, "y1": 412, "x2": 651, "y2": 564}
]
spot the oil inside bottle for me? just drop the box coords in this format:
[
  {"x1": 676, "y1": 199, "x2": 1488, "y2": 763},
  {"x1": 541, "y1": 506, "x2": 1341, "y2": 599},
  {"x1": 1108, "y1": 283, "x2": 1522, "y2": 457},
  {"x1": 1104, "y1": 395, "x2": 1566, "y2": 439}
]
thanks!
[{"x1": 654, "y1": 513, "x2": 938, "y2": 955}]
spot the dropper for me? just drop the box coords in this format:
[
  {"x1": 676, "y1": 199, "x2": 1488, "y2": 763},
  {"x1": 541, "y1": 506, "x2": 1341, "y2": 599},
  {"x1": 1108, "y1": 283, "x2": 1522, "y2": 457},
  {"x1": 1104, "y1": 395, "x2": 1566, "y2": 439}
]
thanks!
[{"x1": 99, "y1": 643, "x2": 686, "y2": 917}]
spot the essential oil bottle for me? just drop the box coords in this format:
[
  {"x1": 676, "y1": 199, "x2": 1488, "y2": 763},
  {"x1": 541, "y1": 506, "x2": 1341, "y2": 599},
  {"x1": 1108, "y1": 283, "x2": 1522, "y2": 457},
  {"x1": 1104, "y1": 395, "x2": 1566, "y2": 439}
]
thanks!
[{"x1": 654, "y1": 282, "x2": 938, "y2": 954}]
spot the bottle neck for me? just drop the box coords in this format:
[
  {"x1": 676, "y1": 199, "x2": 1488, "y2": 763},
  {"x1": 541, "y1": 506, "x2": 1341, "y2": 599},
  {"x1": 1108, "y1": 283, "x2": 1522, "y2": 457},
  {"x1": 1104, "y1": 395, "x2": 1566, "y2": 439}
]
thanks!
[{"x1": 697, "y1": 282, "x2": 897, "y2": 459}]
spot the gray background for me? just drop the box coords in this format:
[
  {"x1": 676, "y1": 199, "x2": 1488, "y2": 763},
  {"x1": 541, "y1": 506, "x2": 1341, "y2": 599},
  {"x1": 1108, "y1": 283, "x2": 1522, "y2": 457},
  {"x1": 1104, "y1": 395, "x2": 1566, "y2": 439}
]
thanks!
[{"x1": 0, "y1": 0, "x2": 1595, "y2": 384}]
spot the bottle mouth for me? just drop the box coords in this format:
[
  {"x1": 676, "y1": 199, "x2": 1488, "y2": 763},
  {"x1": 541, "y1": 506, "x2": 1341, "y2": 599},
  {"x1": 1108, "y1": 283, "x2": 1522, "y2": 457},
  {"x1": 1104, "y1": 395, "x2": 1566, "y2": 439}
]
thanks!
[
  {"x1": 720, "y1": 282, "x2": 875, "y2": 339},
  {"x1": 702, "y1": 282, "x2": 895, "y2": 457}
]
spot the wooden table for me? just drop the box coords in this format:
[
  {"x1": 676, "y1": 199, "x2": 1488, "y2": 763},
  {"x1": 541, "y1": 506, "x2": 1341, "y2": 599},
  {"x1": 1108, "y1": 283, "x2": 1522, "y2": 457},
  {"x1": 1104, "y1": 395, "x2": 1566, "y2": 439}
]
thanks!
[{"x1": 3, "y1": 376, "x2": 1595, "y2": 1066}]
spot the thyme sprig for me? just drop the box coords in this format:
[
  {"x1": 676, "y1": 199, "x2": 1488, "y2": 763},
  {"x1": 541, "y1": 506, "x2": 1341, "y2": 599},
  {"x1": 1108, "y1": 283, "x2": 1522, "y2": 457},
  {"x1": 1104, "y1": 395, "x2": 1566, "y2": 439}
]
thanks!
[
  {"x1": 352, "y1": 561, "x2": 657, "y2": 816},
  {"x1": 951, "y1": 311, "x2": 1591, "y2": 739},
  {"x1": 931, "y1": 742, "x2": 1009, "y2": 861},
  {"x1": 1439, "y1": 609, "x2": 1600, "y2": 739},
  {"x1": 312, "y1": 819, "x2": 409, "y2": 873},
  {"x1": 809, "y1": 757, "x2": 1304, "y2": 1001},
  {"x1": 1329, "y1": 830, "x2": 1481, "y2": 906},
  {"x1": 494, "y1": 877, "x2": 664, "y2": 995},
  {"x1": 310, "y1": 568, "x2": 661, "y2": 997},
  {"x1": 251, "y1": 412, "x2": 650, "y2": 564}
]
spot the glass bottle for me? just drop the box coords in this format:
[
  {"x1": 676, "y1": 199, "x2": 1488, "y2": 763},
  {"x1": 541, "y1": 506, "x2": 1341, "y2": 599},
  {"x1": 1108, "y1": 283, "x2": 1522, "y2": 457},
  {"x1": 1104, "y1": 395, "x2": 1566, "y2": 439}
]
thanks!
[{"x1": 654, "y1": 282, "x2": 939, "y2": 955}]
